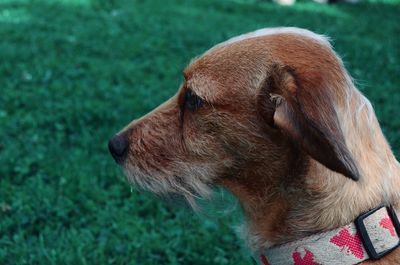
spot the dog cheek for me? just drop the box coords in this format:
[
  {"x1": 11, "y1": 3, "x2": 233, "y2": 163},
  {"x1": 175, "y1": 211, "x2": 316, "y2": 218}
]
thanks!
[
  {"x1": 185, "y1": 132, "x2": 221, "y2": 158},
  {"x1": 183, "y1": 115, "x2": 229, "y2": 160}
]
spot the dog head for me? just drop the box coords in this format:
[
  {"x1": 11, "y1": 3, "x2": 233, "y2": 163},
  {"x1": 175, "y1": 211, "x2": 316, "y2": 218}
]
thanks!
[{"x1": 109, "y1": 28, "x2": 362, "y2": 207}]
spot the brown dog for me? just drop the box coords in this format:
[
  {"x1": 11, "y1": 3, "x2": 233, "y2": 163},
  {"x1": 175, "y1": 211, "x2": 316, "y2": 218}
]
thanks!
[{"x1": 109, "y1": 27, "x2": 400, "y2": 264}]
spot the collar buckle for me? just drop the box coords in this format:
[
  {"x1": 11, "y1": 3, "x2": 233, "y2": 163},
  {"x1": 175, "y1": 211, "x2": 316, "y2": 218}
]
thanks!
[{"x1": 355, "y1": 205, "x2": 400, "y2": 260}]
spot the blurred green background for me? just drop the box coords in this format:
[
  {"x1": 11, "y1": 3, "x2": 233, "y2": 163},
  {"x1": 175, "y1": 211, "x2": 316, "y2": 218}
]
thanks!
[{"x1": 0, "y1": 0, "x2": 399, "y2": 264}]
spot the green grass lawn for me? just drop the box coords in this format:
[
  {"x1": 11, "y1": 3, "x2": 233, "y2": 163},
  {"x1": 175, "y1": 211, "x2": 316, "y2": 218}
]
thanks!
[{"x1": 0, "y1": 0, "x2": 399, "y2": 264}]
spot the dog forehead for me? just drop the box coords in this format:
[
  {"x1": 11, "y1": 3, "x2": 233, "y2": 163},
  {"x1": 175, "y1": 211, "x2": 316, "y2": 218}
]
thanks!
[
  {"x1": 183, "y1": 43, "x2": 266, "y2": 103},
  {"x1": 184, "y1": 60, "x2": 260, "y2": 104},
  {"x1": 183, "y1": 27, "x2": 334, "y2": 103}
]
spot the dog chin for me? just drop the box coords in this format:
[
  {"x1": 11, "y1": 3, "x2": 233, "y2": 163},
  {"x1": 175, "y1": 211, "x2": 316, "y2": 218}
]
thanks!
[{"x1": 122, "y1": 163, "x2": 214, "y2": 209}]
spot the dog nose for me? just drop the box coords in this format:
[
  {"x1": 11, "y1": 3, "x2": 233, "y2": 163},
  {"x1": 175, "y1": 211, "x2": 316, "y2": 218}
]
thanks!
[{"x1": 108, "y1": 133, "x2": 129, "y2": 163}]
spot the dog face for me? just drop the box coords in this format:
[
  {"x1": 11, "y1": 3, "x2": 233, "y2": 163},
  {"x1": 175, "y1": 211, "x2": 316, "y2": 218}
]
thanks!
[
  {"x1": 108, "y1": 28, "x2": 361, "y2": 206},
  {"x1": 108, "y1": 48, "x2": 277, "y2": 205}
]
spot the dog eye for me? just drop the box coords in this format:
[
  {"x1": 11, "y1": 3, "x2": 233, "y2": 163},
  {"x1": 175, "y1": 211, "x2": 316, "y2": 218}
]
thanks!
[{"x1": 184, "y1": 90, "x2": 204, "y2": 112}]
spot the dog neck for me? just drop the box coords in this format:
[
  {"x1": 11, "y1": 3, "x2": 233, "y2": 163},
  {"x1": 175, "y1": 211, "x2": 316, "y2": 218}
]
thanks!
[{"x1": 221, "y1": 91, "x2": 400, "y2": 253}]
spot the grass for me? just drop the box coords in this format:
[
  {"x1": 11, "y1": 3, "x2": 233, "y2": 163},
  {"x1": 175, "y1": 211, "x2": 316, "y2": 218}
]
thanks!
[{"x1": 0, "y1": 0, "x2": 399, "y2": 264}]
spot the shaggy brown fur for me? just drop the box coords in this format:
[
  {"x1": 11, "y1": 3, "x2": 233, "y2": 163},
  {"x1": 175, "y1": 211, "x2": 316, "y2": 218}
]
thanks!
[{"x1": 110, "y1": 27, "x2": 400, "y2": 263}]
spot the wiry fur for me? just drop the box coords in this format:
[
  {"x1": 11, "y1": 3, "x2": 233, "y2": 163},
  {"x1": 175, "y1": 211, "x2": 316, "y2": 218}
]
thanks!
[
  {"x1": 112, "y1": 27, "x2": 400, "y2": 263},
  {"x1": 124, "y1": 162, "x2": 215, "y2": 209}
]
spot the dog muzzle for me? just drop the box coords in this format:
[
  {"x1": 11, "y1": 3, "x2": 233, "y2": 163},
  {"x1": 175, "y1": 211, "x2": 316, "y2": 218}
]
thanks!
[{"x1": 257, "y1": 205, "x2": 400, "y2": 265}]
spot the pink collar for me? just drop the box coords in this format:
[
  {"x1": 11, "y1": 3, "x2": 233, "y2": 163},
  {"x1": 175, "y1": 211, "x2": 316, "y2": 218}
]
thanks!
[{"x1": 258, "y1": 205, "x2": 400, "y2": 265}]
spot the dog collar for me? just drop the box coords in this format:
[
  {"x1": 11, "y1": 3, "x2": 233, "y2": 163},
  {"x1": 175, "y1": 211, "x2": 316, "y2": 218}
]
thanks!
[{"x1": 258, "y1": 205, "x2": 400, "y2": 265}]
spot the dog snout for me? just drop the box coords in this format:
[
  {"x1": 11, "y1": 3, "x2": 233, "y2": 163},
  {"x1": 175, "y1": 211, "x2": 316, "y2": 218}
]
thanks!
[{"x1": 108, "y1": 133, "x2": 129, "y2": 163}]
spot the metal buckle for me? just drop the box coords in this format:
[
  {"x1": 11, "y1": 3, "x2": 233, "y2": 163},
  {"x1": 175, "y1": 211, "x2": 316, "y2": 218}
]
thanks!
[{"x1": 355, "y1": 205, "x2": 400, "y2": 260}]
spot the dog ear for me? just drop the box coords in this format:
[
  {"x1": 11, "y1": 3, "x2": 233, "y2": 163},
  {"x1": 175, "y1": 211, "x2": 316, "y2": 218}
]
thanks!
[{"x1": 261, "y1": 64, "x2": 360, "y2": 181}]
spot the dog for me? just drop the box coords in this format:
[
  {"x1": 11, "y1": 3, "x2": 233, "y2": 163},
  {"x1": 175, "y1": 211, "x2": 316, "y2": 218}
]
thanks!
[{"x1": 109, "y1": 27, "x2": 400, "y2": 264}]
